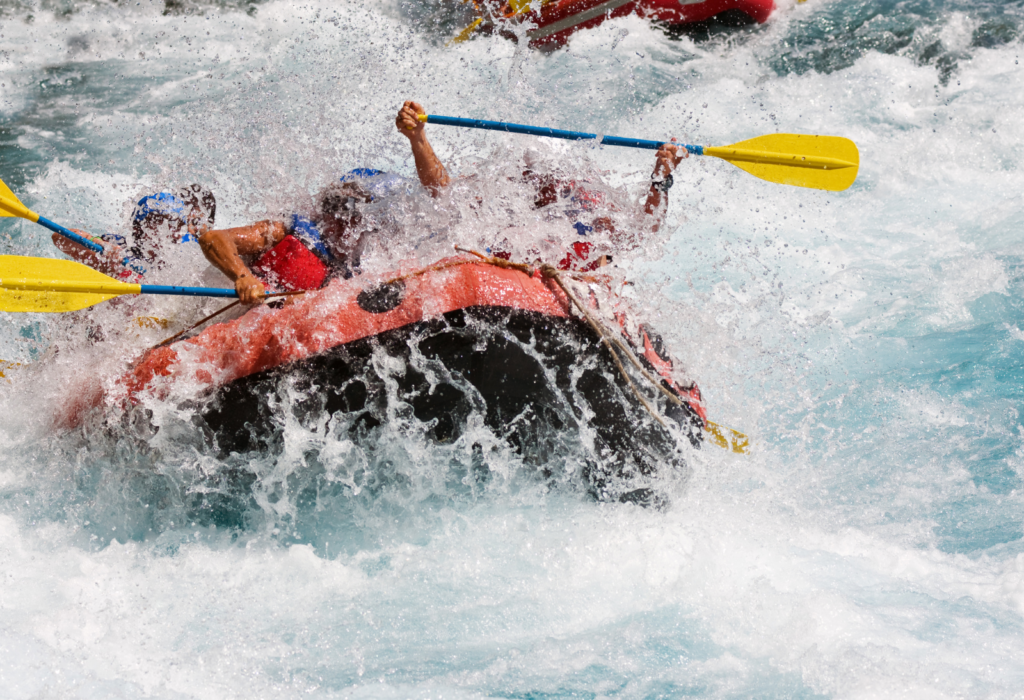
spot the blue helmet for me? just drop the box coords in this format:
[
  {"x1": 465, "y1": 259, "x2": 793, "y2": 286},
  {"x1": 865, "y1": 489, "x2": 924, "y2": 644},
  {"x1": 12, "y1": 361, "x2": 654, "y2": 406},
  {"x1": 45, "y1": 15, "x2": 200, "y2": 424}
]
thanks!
[
  {"x1": 338, "y1": 169, "x2": 410, "y2": 201},
  {"x1": 131, "y1": 185, "x2": 216, "y2": 244}
]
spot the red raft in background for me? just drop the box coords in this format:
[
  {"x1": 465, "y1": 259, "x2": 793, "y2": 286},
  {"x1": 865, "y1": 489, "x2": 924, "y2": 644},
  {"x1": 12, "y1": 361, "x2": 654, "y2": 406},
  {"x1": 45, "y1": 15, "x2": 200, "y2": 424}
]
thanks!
[
  {"x1": 462, "y1": 0, "x2": 776, "y2": 47},
  {"x1": 125, "y1": 256, "x2": 721, "y2": 504}
]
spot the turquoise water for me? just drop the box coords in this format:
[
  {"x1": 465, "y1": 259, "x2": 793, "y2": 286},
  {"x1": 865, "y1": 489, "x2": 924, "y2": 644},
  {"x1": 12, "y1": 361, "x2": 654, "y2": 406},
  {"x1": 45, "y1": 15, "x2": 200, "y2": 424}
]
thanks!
[{"x1": 2, "y1": 0, "x2": 1024, "y2": 697}]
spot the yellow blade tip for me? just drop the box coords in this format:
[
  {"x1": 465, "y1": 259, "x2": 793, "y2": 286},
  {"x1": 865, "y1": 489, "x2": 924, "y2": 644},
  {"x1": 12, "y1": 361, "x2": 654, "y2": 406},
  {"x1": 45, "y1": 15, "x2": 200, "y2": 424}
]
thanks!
[{"x1": 706, "y1": 420, "x2": 750, "y2": 455}]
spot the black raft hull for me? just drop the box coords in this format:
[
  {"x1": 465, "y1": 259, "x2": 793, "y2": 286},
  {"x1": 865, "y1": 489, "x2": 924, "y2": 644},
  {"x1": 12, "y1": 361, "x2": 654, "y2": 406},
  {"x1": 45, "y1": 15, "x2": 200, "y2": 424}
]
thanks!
[{"x1": 195, "y1": 306, "x2": 702, "y2": 505}]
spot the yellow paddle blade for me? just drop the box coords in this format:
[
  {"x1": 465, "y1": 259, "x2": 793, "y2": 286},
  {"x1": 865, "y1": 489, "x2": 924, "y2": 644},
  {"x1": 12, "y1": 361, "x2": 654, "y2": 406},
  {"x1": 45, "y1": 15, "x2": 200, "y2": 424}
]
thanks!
[
  {"x1": 704, "y1": 133, "x2": 860, "y2": 192},
  {"x1": 448, "y1": 17, "x2": 484, "y2": 45},
  {"x1": 0, "y1": 178, "x2": 18, "y2": 215},
  {"x1": 705, "y1": 420, "x2": 750, "y2": 455},
  {"x1": 0, "y1": 255, "x2": 140, "y2": 313},
  {"x1": 0, "y1": 177, "x2": 37, "y2": 221}
]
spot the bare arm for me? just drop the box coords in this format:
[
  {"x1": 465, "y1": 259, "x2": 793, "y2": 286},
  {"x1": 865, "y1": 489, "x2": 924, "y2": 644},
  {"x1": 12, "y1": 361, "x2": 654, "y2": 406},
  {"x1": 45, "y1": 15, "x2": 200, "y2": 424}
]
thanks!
[
  {"x1": 643, "y1": 143, "x2": 688, "y2": 233},
  {"x1": 198, "y1": 220, "x2": 286, "y2": 304},
  {"x1": 52, "y1": 231, "x2": 125, "y2": 276},
  {"x1": 396, "y1": 101, "x2": 451, "y2": 197}
]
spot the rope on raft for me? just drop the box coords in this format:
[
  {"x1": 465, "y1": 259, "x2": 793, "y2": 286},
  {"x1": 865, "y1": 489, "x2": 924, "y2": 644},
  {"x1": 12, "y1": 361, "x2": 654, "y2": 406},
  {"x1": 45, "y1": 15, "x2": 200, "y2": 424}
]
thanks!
[
  {"x1": 540, "y1": 263, "x2": 668, "y2": 428},
  {"x1": 455, "y1": 246, "x2": 691, "y2": 431}
]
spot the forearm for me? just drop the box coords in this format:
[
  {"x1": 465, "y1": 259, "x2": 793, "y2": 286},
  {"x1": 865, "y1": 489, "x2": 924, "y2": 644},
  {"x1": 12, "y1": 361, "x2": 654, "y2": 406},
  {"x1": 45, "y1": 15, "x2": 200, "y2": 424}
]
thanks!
[
  {"x1": 643, "y1": 186, "x2": 665, "y2": 216},
  {"x1": 199, "y1": 229, "x2": 256, "y2": 282},
  {"x1": 52, "y1": 232, "x2": 122, "y2": 275},
  {"x1": 198, "y1": 220, "x2": 283, "y2": 278},
  {"x1": 199, "y1": 221, "x2": 281, "y2": 304},
  {"x1": 409, "y1": 134, "x2": 450, "y2": 196},
  {"x1": 644, "y1": 143, "x2": 686, "y2": 232},
  {"x1": 643, "y1": 185, "x2": 668, "y2": 233}
]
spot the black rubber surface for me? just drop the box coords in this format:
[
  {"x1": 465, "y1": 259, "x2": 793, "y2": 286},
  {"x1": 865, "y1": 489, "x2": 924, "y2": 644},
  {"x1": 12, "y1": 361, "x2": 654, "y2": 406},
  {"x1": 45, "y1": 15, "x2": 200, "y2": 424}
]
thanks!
[{"x1": 194, "y1": 306, "x2": 702, "y2": 504}]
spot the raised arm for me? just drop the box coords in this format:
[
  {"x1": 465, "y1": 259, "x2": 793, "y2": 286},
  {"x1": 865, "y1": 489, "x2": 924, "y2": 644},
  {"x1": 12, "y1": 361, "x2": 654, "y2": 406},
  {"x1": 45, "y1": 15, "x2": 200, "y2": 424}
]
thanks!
[
  {"x1": 396, "y1": 101, "x2": 451, "y2": 197},
  {"x1": 198, "y1": 220, "x2": 286, "y2": 304},
  {"x1": 52, "y1": 231, "x2": 125, "y2": 276},
  {"x1": 643, "y1": 143, "x2": 688, "y2": 233}
]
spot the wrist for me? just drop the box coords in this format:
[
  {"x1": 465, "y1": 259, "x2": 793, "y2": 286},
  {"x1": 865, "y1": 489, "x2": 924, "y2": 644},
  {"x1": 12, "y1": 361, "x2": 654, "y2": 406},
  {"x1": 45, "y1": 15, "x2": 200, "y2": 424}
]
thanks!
[{"x1": 650, "y1": 174, "x2": 674, "y2": 193}]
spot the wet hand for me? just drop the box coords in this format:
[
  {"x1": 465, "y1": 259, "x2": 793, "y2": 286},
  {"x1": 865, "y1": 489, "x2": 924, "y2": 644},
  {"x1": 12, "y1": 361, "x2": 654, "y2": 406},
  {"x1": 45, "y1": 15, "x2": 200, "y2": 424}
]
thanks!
[
  {"x1": 653, "y1": 142, "x2": 688, "y2": 179},
  {"x1": 234, "y1": 272, "x2": 266, "y2": 305},
  {"x1": 396, "y1": 100, "x2": 426, "y2": 140}
]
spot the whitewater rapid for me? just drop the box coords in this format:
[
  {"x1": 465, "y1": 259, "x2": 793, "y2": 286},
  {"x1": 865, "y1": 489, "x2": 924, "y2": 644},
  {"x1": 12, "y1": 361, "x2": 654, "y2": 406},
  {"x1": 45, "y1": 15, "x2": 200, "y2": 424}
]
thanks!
[{"x1": 2, "y1": 0, "x2": 1024, "y2": 697}]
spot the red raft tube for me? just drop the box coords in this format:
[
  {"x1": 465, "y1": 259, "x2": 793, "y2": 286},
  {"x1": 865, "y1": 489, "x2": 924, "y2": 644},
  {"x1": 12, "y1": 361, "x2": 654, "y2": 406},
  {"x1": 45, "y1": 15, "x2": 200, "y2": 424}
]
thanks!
[
  {"x1": 124, "y1": 256, "x2": 710, "y2": 505},
  {"x1": 460, "y1": 0, "x2": 775, "y2": 48}
]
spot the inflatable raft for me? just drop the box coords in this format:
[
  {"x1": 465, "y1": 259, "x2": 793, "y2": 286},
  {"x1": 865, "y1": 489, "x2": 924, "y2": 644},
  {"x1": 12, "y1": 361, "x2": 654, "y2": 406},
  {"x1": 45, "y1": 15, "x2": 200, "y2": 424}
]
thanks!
[
  {"x1": 125, "y1": 256, "x2": 708, "y2": 504},
  {"x1": 466, "y1": 0, "x2": 775, "y2": 47}
]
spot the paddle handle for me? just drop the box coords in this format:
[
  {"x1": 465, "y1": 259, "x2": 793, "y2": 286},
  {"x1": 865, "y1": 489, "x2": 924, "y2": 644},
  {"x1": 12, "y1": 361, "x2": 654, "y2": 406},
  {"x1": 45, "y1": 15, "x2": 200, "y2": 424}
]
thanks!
[
  {"x1": 140, "y1": 284, "x2": 239, "y2": 298},
  {"x1": 35, "y1": 216, "x2": 105, "y2": 254},
  {"x1": 419, "y1": 114, "x2": 705, "y2": 156}
]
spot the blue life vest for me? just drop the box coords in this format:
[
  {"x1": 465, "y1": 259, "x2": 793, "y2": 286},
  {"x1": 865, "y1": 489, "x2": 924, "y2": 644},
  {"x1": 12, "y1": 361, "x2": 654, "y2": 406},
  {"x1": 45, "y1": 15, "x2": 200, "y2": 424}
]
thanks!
[{"x1": 287, "y1": 214, "x2": 333, "y2": 262}]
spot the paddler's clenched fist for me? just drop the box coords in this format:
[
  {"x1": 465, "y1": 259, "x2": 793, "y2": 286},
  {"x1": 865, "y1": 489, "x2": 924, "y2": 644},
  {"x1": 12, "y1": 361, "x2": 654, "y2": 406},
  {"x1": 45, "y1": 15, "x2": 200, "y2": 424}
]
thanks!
[
  {"x1": 652, "y1": 141, "x2": 689, "y2": 180},
  {"x1": 234, "y1": 271, "x2": 266, "y2": 305},
  {"x1": 396, "y1": 101, "x2": 427, "y2": 140}
]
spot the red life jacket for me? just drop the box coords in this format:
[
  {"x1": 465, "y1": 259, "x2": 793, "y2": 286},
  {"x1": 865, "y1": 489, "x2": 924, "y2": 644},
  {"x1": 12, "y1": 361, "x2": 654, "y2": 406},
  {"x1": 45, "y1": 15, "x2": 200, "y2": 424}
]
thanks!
[
  {"x1": 251, "y1": 234, "x2": 330, "y2": 292},
  {"x1": 557, "y1": 240, "x2": 605, "y2": 272}
]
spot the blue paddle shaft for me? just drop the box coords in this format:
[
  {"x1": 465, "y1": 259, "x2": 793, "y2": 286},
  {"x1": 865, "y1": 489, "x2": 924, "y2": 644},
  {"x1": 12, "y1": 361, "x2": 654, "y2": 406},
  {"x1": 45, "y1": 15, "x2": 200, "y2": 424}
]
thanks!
[
  {"x1": 140, "y1": 284, "x2": 239, "y2": 298},
  {"x1": 36, "y1": 215, "x2": 105, "y2": 253},
  {"x1": 38, "y1": 216, "x2": 246, "y2": 297},
  {"x1": 423, "y1": 115, "x2": 704, "y2": 156}
]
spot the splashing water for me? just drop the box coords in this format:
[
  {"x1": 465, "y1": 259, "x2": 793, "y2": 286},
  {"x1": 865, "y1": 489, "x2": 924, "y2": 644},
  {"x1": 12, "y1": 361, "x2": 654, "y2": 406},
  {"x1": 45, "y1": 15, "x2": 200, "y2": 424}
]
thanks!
[{"x1": 2, "y1": 0, "x2": 1024, "y2": 697}]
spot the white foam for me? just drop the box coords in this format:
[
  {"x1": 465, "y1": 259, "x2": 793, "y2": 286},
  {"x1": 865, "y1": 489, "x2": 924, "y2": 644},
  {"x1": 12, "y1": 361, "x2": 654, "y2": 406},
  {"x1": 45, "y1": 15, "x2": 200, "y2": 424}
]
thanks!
[{"x1": 2, "y1": 0, "x2": 1024, "y2": 697}]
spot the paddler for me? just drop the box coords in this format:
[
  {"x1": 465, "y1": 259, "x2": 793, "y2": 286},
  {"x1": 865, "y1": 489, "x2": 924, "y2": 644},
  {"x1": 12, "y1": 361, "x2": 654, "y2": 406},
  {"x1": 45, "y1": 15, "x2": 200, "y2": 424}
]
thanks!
[
  {"x1": 395, "y1": 100, "x2": 688, "y2": 270},
  {"x1": 195, "y1": 176, "x2": 387, "y2": 304},
  {"x1": 52, "y1": 184, "x2": 216, "y2": 278}
]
